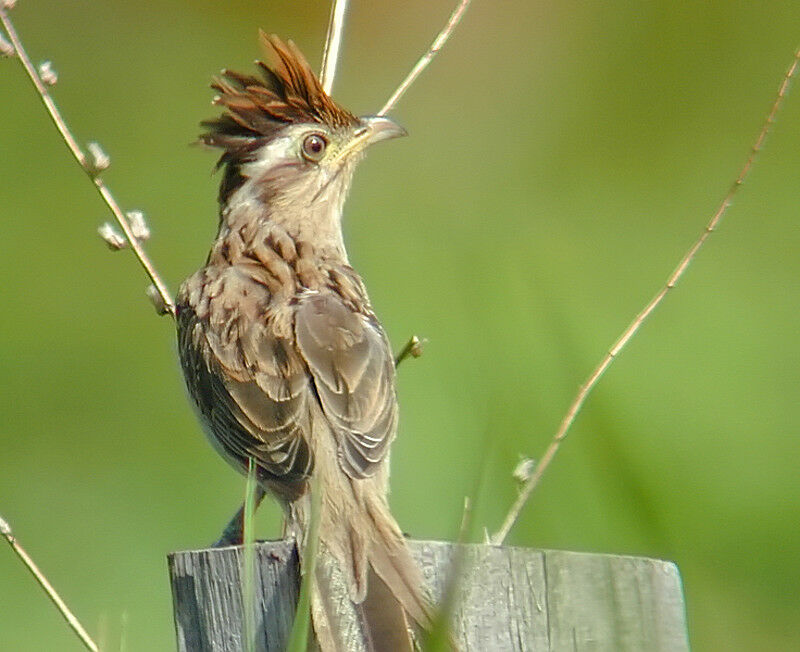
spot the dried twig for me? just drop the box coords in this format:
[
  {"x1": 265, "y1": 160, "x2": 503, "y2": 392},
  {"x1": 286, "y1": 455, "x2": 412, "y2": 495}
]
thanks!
[
  {"x1": 0, "y1": 514, "x2": 99, "y2": 652},
  {"x1": 0, "y1": 6, "x2": 175, "y2": 317},
  {"x1": 319, "y1": 0, "x2": 349, "y2": 95},
  {"x1": 378, "y1": 0, "x2": 471, "y2": 117},
  {"x1": 492, "y1": 48, "x2": 800, "y2": 545}
]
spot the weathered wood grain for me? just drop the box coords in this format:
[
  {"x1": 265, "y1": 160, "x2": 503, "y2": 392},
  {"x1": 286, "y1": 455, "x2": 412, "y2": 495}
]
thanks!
[{"x1": 168, "y1": 540, "x2": 689, "y2": 651}]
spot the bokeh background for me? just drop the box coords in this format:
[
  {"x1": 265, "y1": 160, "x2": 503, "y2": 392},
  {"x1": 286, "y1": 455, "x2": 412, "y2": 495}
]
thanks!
[{"x1": 1, "y1": 0, "x2": 799, "y2": 649}]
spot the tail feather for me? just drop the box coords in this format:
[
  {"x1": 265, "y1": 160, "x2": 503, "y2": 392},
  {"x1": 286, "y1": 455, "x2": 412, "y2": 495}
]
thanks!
[
  {"x1": 292, "y1": 430, "x2": 434, "y2": 650},
  {"x1": 301, "y1": 492, "x2": 432, "y2": 650},
  {"x1": 311, "y1": 556, "x2": 421, "y2": 652},
  {"x1": 366, "y1": 528, "x2": 431, "y2": 629},
  {"x1": 356, "y1": 569, "x2": 414, "y2": 652}
]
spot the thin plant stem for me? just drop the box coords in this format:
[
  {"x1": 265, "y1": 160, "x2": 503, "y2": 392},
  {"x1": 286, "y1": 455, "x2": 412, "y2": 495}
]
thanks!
[
  {"x1": 492, "y1": 48, "x2": 800, "y2": 545},
  {"x1": 426, "y1": 456, "x2": 489, "y2": 650},
  {"x1": 286, "y1": 475, "x2": 321, "y2": 652},
  {"x1": 378, "y1": 0, "x2": 471, "y2": 117},
  {"x1": 119, "y1": 610, "x2": 129, "y2": 652},
  {"x1": 0, "y1": 514, "x2": 99, "y2": 652},
  {"x1": 242, "y1": 458, "x2": 258, "y2": 652},
  {"x1": 0, "y1": 7, "x2": 175, "y2": 317},
  {"x1": 319, "y1": 0, "x2": 349, "y2": 95}
]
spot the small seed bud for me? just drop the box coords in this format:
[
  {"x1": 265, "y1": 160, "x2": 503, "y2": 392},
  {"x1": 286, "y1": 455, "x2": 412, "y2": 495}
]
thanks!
[
  {"x1": 2, "y1": 1, "x2": 18, "y2": 10},
  {"x1": 126, "y1": 210, "x2": 150, "y2": 241},
  {"x1": 512, "y1": 457, "x2": 535, "y2": 485},
  {"x1": 146, "y1": 284, "x2": 169, "y2": 316},
  {"x1": 0, "y1": 514, "x2": 11, "y2": 538},
  {"x1": 98, "y1": 222, "x2": 127, "y2": 250},
  {"x1": 408, "y1": 335, "x2": 425, "y2": 358},
  {"x1": 86, "y1": 141, "x2": 110, "y2": 174},
  {"x1": 0, "y1": 34, "x2": 14, "y2": 58},
  {"x1": 38, "y1": 60, "x2": 57, "y2": 85}
]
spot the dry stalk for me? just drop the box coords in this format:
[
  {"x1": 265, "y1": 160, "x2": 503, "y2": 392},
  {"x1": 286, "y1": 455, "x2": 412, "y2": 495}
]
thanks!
[
  {"x1": 0, "y1": 514, "x2": 99, "y2": 652},
  {"x1": 0, "y1": 6, "x2": 175, "y2": 317},
  {"x1": 319, "y1": 0, "x2": 349, "y2": 94},
  {"x1": 492, "y1": 48, "x2": 800, "y2": 545},
  {"x1": 378, "y1": 0, "x2": 471, "y2": 116}
]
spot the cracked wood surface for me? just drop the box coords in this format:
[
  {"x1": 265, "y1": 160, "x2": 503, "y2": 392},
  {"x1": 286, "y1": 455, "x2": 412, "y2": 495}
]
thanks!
[{"x1": 168, "y1": 540, "x2": 689, "y2": 651}]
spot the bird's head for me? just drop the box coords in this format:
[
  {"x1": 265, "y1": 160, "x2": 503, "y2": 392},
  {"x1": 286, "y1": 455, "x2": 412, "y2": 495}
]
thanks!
[{"x1": 201, "y1": 33, "x2": 405, "y2": 231}]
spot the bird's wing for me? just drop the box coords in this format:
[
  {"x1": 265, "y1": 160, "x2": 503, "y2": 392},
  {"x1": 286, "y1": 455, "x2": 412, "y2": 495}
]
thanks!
[
  {"x1": 294, "y1": 291, "x2": 398, "y2": 479},
  {"x1": 177, "y1": 291, "x2": 314, "y2": 489}
]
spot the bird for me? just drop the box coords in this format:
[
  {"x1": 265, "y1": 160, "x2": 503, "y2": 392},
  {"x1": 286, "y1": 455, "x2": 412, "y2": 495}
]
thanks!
[{"x1": 176, "y1": 32, "x2": 432, "y2": 651}]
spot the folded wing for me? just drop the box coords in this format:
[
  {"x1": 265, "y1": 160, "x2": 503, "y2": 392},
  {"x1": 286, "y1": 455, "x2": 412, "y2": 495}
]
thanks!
[
  {"x1": 295, "y1": 292, "x2": 398, "y2": 479},
  {"x1": 178, "y1": 300, "x2": 314, "y2": 493}
]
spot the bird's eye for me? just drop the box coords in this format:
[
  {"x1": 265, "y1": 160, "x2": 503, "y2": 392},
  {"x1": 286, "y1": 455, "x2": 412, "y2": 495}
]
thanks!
[{"x1": 301, "y1": 133, "x2": 328, "y2": 162}]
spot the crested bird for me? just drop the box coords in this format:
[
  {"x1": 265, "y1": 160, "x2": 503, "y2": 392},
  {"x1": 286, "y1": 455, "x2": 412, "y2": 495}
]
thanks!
[{"x1": 176, "y1": 33, "x2": 432, "y2": 650}]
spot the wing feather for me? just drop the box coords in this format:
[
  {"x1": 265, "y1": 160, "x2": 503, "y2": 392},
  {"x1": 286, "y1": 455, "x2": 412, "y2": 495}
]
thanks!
[
  {"x1": 177, "y1": 295, "x2": 313, "y2": 490},
  {"x1": 295, "y1": 292, "x2": 398, "y2": 479},
  {"x1": 178, "y1": 265, "x2": 397, "y2": 486}
]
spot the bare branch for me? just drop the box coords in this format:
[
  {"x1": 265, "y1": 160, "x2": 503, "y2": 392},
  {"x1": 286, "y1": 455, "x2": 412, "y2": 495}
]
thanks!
[
  {"x1": 319, "y1": 0, "x2": 349, "y2": 95},
  {"x1": 378, "y1": 0, "x2": 471, "y2": 117},
  {"x1": 492, "y1": 48, "x2": 800, "y2": 545},
  {"x1": 0, "y1": 7, "x2": 175, "y2": 317},
  {"x1": 0, "y1": 514, "x2": 98, "y2": 652}
]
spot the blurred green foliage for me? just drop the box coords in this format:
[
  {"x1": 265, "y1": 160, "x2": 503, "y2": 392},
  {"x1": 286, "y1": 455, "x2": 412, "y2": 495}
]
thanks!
[{"x1": 1, "y1": 1, "x2": 799, "y2": 649}]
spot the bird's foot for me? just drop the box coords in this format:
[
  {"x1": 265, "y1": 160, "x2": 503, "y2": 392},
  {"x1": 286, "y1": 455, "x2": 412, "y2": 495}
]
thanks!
[
  {"x1": 210, "y1": 486, "x2": 267, "y2": 548},
  {"x1": 211, "y1": 510, "x2": 245, "y2": 548}
]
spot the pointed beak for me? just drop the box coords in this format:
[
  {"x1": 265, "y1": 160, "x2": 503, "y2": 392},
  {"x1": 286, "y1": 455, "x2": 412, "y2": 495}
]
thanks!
[
  {"x1": 334, "y1": 116, "x2": 407, "y2": 162},
  {"x1": 359, "y1": 116, "x2": 408, "y2": 147}
]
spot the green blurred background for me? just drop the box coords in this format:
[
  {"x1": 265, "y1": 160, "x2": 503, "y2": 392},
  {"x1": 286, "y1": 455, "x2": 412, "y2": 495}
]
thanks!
[{"x1": 1, "y1": 1, "x2": 799, "y2": 649}]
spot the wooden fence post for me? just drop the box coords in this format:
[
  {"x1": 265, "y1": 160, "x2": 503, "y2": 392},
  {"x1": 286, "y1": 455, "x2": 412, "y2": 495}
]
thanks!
[{"x1": 168, "y1": 539, "x2": 689, "y2": 651}]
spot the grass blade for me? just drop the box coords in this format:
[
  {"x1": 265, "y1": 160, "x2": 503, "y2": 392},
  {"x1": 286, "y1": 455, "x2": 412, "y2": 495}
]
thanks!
[
  {"x1": 242, "y1": 458, "x2": 258, "y2": 652},
  {"x1": 286, "y1": 476, "x2": 321, "y2": 652}
]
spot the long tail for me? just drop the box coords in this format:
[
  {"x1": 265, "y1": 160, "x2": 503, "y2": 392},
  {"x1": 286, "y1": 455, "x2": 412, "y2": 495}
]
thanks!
[{"x1": 296, "y1": 478, "x2": 432, "y2": 651}]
